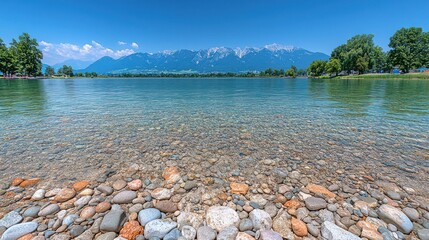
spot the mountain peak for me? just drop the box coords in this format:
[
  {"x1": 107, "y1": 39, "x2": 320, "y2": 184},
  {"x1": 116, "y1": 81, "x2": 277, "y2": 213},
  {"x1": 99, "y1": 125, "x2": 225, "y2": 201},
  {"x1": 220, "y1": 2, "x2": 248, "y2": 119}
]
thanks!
[{"x1": 263, "y1": 43, "x2": 297, "y2": 52}]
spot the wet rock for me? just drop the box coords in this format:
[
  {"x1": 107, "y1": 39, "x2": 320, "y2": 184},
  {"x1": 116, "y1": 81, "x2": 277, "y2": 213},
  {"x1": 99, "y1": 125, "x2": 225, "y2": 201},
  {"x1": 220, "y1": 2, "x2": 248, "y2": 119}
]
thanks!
[
  {"x1": 249, "y1": 209, "x2": 272, "y2": 230},
  {"x1": 0, "y1": 222, "x2": 38, "y2": 240},
  {"x1": 112, "y1": 191, "x2": 136, "y2": 204},
  {"x1": 144, "y1": 219, "x2": 177, "y2": 239},
  {"x1": 100, "y1": 210, "x2": 126, "y2": 232},
  {"x1": 217, "y1": 226, "x2": 238, "y2": 240},
  {"x1": 197, "y1": 226, "x2": 216, "y2": 240},
  {"x1": 138, "y1": 208, "x2": 161, "y2": 226},
  {"x1": 119, "y1": 220, "x2": 144, "y2": 240},
  {"x1": 377, "y1": 204, "x2": 413, "y2": 234},
  {"x1": 206, "y1": 206, "x2": 240, "y2": 232},
  {"x1": 321, "y1": 221, "x2": 360, "y2": 240},
  {"x1": 304, "y1": 197, "x2": 327, "y2": 210},
  {"x1": 0, "y1": 211, "x2": 22, "y2": 228}
]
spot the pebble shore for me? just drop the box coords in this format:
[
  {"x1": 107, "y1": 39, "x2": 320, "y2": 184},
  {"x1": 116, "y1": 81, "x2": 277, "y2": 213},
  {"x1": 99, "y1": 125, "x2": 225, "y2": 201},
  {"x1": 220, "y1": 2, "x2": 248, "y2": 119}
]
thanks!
[{"x1": 1, "y1": 162, "x2": 428, "y2": 240}]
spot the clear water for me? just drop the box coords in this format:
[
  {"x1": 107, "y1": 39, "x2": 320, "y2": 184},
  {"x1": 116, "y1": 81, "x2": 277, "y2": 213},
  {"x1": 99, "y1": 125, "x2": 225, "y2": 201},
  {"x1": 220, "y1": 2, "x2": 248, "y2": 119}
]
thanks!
[{"x1": 0, "y1": 78, "x2": 428, "y2": 195}]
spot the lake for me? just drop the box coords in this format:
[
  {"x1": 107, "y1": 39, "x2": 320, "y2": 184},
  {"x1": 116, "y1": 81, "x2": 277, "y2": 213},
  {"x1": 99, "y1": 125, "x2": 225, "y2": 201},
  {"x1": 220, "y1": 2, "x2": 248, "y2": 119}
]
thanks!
[{"x1": 0, "y1": 78, "x2": 428, "y2": 196}]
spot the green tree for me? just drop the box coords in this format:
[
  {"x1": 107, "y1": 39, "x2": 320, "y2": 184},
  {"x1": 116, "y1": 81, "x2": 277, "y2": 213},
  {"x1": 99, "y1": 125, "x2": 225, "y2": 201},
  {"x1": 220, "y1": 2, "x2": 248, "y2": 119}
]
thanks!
[
  {"x1": 91, "y1": 72, "x2": 98, "y2": 77},
  {"x1": 307, "y1": 60, "x2": 327, "y2": 77},
  {"x1": 285, "y1": 66, "x2": 297, "y2": 78},
  {"x1": 58, "y1": 65, "x2": 73, "y2": 77},
  {"x1": 45, "y1": 66, "x2": 55, "y2": 76},
  {"x1": 325, "y1": 59, "x2": 341, "y2": 76},
  {"x1": 0, "y1": 38, "x2": 16, "y2": 76},
  {"x1": 84, "y1": 72, "x2": 90, "y2": 77},
  {"x1": 9, "y1": 33, "x2": 43, "y2": 76},
  {"x1": 356, "y1": 57, "x2": 369, "y2": 74},
  {"x1": 388, "y1": 27, "x2": 429, "y2": 73}
]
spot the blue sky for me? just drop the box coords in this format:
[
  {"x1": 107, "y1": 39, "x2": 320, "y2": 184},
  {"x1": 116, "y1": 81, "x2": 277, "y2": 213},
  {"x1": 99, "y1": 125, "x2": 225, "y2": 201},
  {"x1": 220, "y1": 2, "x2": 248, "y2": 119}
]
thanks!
[{"x1": 1, "y1": 0, "x2": 428, "y2": 65}]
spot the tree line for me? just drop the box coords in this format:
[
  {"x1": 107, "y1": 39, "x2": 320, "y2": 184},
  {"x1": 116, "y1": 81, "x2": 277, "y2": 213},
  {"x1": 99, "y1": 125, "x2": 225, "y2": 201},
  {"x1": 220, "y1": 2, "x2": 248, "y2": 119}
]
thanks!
[
  {"x1": 0, "y1": 33, "x2": 43, "y2": 77},
  {"x1": 45, "y1": 65, "x2": 98, "y2": 78},
  {"x1": 307, "y1": 27, "x2": 429, "y2": 77}
]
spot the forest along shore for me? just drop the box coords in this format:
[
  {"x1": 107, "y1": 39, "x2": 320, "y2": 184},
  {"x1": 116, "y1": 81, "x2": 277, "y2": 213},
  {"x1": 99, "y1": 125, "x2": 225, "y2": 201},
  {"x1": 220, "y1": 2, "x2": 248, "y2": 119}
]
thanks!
[{"x1": 0, "y1": 160, "x2": 428, "y2": 240}]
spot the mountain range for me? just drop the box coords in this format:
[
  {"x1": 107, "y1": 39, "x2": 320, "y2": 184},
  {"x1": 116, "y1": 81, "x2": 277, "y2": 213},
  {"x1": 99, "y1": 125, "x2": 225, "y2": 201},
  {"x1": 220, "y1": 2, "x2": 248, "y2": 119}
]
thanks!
[{"x1": 46, "y1": 44, "x2": 330, "y2": 74}]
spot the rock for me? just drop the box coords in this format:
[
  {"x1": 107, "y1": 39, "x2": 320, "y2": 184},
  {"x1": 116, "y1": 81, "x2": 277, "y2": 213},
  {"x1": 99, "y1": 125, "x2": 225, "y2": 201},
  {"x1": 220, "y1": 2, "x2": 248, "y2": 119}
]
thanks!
[
  {"x1": 184, "y1": 181, "x2": 197, "y2": 191},
  {"x1": 163, "y1": 166, "x2": 181, "y2": 184},
  {"x1": 386, "y1": 191, "x2": 401, "y2": 200},
  {"x1": 113, "y1": 191, "x2": 137, "y2": 204},
  {"x1": 97, "y1": 185, "x2": 114, "y2": 195},
  {"x1": 402, "y1": 207, "x2": 419, "y2": 221},
  {"x1": 45, "y1": 188, "x2": 61, "y2": 197},
  {"x1": 155, "y1": 200, "x2": 178, "y2": 213},
  {"x1": 23, "y1": 206, "x2": 41, "y2": 218},
  {"x1": 230, "y1": 182, "x2": 249, "y2": 195},
  {"x1": 306, "y1": 184, "x2": 336, "y2": 198},
  {"x1": 249, "y1": 209, "x2": 272, "y2": 230},
  {"x1": 217, "y1": 226, "x2": 238, "y2": 240},
  {"x1": 96, "y1": 202, "x2": 111, "y2": 213},
  {"x1": 31, "y1": 189, "x2": 46, "y2": 200},
  {"x1": 0, "y1": 222, "x2": 38, "y2": 240},
  {"x1": 272, "y1": 209, "x2": 294, "y2": 239},
  {"x1": 283, "y1": 199, "x2": 301, "y2": 209},
  {"x1": 250, "y1": 195, "x2": 268, "y2": 207},
  {"x1": 73, "y1": 181, "x2": 90, "y2": 192},
  {"x1": 206, "y1": 206, "x2": 240, "y2": 232},
  {"x1": 100, "y1": 210, "x2": 127, "y2": 232},
  {"x1": 181, "y1": 225, "x2": 196, "y2": 240},
  {"x1": 258, "y1": 230, "x2": 282, "y2": 240},
  {"x1": 196, "y1": 226, "x2": 216, "y2": 240},
  {"x1": 54, "y1": 188, "x2": 76, "y2": 202},
  {"x1": 239, "y1": 219, "x2": 253, "y2": 231},
  {"x1": 62, "y1": 214, "x2": 78, "y2": 226},
  {"x1": 75, "y1": 229, "x2": 94, "y2": 240},
  {"x1": 144, "y1": 219, "x2": 177, "y2": 239},
  {"x1": 164, "y1": 228, "x2": 181, "y2": 240},
  {"x1": 70, "y1": 225, "x2": 85, "y2": 237},
  {"x1": 177, "y1": 212, "x2": 204, "y2": 230},
  {"x1": 80, "y1": 206, "x2": 96, "y2": 219},
  {"x1": 138, "y1": 208, "x2": 161, "y2": 226},
  {"x1": 236, "y1": 232, "x2": 255, "y2": 240},
  {"x1": 304, "y1": 197, "x2": 327, "y2": 210},
  {"x1": 19, "y1": 178, "x2": 40, "y2": 187},
  {"x1": 307, "y1": 223, "x2": 320, "y2": 237},
  {"x1": 74, "y1": 196, "x2": 92, "y2": 207},
  {"x1": 113, "y1": 180, "x2": 127, "y2": 190},
  {"x1": 356, "y1": 221, "x2": 382, "y2": 240},
  {"x1": 319, "y1": 209, "x2": 334, "y2": 222},
  {"x1": 0, "y1": 211, "x2": 22, "y2": 228},
  {"x1": 11, "y1": 178, "x2": 24, "y2": 186},
  {"x1": 127, "y1": 179, "x2": 142, "y2": 191},
  {"x1": 95, "y1": 232, "x2": 118, "y2": 240},
  {"x1": 151, "y1": 188, "x2": 172, "y2": 200},
  {"x1": 321, "y1": 221, "x2": 361, "y2": 240},
  {"x1": 377, "y1": 204, "x2": 413, "y2": 234},
  {"x1": 78, "y1": 188, "x2": 94, "y2": 196},
  {"x1": 38, "y1": 204, "x2": 60, "y2": 217},
  {"x1": 291, "y1": 218, "x2": 308, "y2": 237},
  {"x1": 417, "y1": 229, "x2": 429, "y2": 240},
  {"x1": 119, "y1": 220, "x2": 144, "y2": 240}
]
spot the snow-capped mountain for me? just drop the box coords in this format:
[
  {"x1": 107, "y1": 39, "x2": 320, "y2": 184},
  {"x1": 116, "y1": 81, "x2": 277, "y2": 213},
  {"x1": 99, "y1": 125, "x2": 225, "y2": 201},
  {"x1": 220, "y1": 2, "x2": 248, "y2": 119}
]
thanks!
[{"x1": 82, "y1": 44, "x2": 329, "y2": 74}]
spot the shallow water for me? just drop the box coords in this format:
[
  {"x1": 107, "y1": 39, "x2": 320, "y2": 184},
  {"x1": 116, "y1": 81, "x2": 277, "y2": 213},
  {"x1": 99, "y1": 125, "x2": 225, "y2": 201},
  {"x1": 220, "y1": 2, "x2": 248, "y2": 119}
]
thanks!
[{"x1": 0, "y1": 78, "x2": 428, "y2": 194}]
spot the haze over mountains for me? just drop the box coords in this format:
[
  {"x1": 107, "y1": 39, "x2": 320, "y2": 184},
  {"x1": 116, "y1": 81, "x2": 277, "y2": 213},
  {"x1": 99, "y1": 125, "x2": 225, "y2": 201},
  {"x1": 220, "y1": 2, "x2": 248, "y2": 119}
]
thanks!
[{"x1": 45, "y1": 44, "x2": 330, "y2": 74}]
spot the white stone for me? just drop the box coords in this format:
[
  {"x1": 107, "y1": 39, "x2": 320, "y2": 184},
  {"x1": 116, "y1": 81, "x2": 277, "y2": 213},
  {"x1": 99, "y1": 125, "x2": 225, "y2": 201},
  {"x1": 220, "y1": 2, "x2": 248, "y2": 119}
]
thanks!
[{"x1": 206, "y1": 206, "x2": 240, "y2": 232}]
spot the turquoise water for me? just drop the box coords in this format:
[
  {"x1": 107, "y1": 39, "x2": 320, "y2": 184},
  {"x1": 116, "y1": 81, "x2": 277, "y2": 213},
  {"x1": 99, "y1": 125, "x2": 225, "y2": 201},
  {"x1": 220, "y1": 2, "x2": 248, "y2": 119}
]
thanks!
[{"x1": 0, "y1": 78, "x2": 428, "y2": 193}]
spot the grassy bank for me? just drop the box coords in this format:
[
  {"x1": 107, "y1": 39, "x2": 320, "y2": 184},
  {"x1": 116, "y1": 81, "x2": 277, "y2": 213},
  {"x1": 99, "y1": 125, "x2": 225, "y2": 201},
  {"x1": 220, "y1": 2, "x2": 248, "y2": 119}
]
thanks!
[{"x1": 335, "y1": 73, "x2": 429, "y2": 80}]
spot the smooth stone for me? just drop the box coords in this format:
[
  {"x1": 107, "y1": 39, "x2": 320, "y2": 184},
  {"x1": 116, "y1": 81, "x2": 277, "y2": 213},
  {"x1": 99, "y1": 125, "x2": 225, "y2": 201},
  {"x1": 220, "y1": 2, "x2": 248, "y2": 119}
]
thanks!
[
  {"x1": 80, "y1": 206, "x2": 96, "y2": 219},
  {"x1": 138, "y1": 208, "x2": 161, "y2": 226},
  {"x1": 304, "y1": 197, "x2": 327, "y2": 211},
  {"x1": 129, "y1": 204, "x2": 144, "y2": 213},
  {"x1": 0, "y1": 211, "x2": 22, "y2": 228},
  {"x1": 184, "y1": 181, "x2": 197, "y2": 191},
  {"x1": 0, "y1": 222, "x2": 38, "y2": 240},
  {"x1": 196, "y1": 226, "x2": 216, "y2": 240},
  {"x1": 307, "y1": 223, "x2": 320, "y2": 237},
  {"x1": 239, "y1": 219, "x2": 253, "y2": 231},
  {"x1": 54, "y1": 188, "x2": 76, "y2": 202},
  {"x1": 31, "y1": 189, "x2": 46, "y2": 200},
  {"x1": 144, "y1": 219, "x2": 177, "y2": 239},
  {"x1": 417, "y1": 229, "x2": 429, "y2": 240},
  {"x1": 38, "y1": 204, "x2": 60, "y2": 217},
  {"x1": 97, "y1": 185, "x2": 114, "y2": 195},
  {"x1": 249, "y1": 209, "x2": 272, "y2": 230},
  {"x1": 206, "y1": 206, "x2": 240, "y2": 232},
  {"x1": 402, "y1": 207, "x2": 420, "y2": 221},
  {"x1": 95, "y1": 232, "x2": 118, "y2": 240},
  {"x1": 164, "y1": 228, "x2": 181, "y2": 240},
  {"x1": 321, "y1": 221, "x2": 361, "y2": 240},
  {"x1": 155, "y1": 200, "x2": 178, "y2": 213},
  {"x1": 272, "y1": 210, "x2": 294, "y2": 239},
  {"x1": 236, "y1": 232, "x2": 256, "y2": 240},
  {"x1": 95, "y1": 202, "x2": 111, "y2": 213},
  {"x1": 258, "y1": 230, "x2": 282, "y2": 240},
  {"x1": 23, "y1": 206, "x2": 41, "y2": 218},
  {"x1": 386, "y1": 191, "x2": 401, "y2": 200},
  {"x1": 151, "y1": 188, "x2": 172, "y2": 200},
  {"x1": 100, "y1": 210, "x2": 126, "y2": 232},
  {"x1": 181, "y1": 225, "x2": 196, "y2": 240},
  {"x1": 112, "y1": 191, "x2": 136, "y2": 204},
  {"x1": 70, "y1": 225, "x2": 85, "y2": 237},
  {"x1": 113, "y1": 180, "x2": 127, "y2": 190},
  {"x1": 216, "y1": 226, "x2": 238, "y2": 240},
  {"x1": 62, "y1": 214, "x2": 78, "y2": 226},
  {"x1": 74, "y1": 196, "x2": 92, "y2": 207},
  {"x1": 377, "y1": 204, "x2": 413, "y2": 234}
]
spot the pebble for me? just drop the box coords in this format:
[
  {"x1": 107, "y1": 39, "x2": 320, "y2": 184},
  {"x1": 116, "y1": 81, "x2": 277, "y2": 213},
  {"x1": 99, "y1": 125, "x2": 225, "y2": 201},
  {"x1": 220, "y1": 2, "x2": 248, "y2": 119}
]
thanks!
[
  {"x1": 217, "y1": 226, "x2": 238, "y2": 240},
  {"x1": 151, "y1": 188, "x2": 173, "y2": 200},
  {"x1": 377, "y1": 204, "x2": 413, "y2": 234},
  {"x1": 272, "y1": 210, "x2": 294, "y2": 239},
  {"x1": 138, "y1": 208, "x2": 162, "y2": 226},
  {"x1": 70, "y1": 225, "x2": 85, "y2": 237},
  {"x1": 164, "y1": 228, "x2": 181, "y2": 240},
  {"x1": 184, "y1": 181, "x2": 197, "y2": 191},
  {"x1": 31, "y1": 189, "x2": 46, "y2": 200},
  {"x1": 197, "y1": 226, "x2": 216, "y2": 240},
  {"x1": 239, "y1": 219, "x2": 253, "y2": 231},
  {"x1": 100, "y1": 210, "x2": 126, "y2": 232},
  {"x1": 144, "y1": 219, "x2": 177, "y2": 239},
  {"x1": 54, "y1": 188, "x2": 76, "y2": 202},
  {"x1": 96, "y1": 202, "x2": 111, "y2": 213},
  {"x1": 258, "y1": 229, "x2": 282, "y2": 240},
  {"x1": 181, "y1": 225, "x2": 196, "y2": 240},
  {"x1": 402, "y1": 207, "x2": 419, "y2": 221},
  {"x1": 321, "y1": 221, "x2": 361, "y2": 240},
  {"x1": 119, "y1": 220, "x2": 144, "y2": 239},
  {"x1": 206, "y1": 206, "x2": 240, "y2": 232},
  {"x1": 417, "y1": 229, "x2": 429, "y2": 240},
  {"x1": 236, "y1": 232, "x2": 255, "y2": 240},
  {"x1": 23, "y1": 206, "x2": 41, "y2": 218},
  {"x1": 0, "y1": 211, "x2": 23, "y2": 228},
  {"x1": 155, "y1": 200, "x2": 178, "y2": 213},
  {"x1": 249, "y1": 209, "x2": 272, "y2": 230},
  {"x1": 127, "y1": 179, "x2": 142, "y2": 191},
  {"x1": 113, "y1": 180, "x2": 127, "y2": 190},
  {"x1": 80, "y1": 206, "x2": 96, "y2": 219},
  {"x1": 386, "y1": 190, "x2": 401, "y2": 200},
  {"x1": 38, "y1": 204, "x2": 60, "y2": 217},
  {"x1": 97, "y1": 185, "x2": 114, "y2": 195},
  {"x1": 112, "y1": 191, "x2": 137, "y2": 204},
  {"x1": 0, "y1": 222, "x2": 38, "y2": 240},
  {"x1": 62, "y1": 214, "x2": 78, "y2": 226},
  {"x1": 74, "y1": 196, "x2": 92, "y2": 207},
  {"x1": 304, "y1": 197, "x2": 327, "y2": 210},
  {"x1": 95, "y1": 232, "x2": 118, "y2": 240}
]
